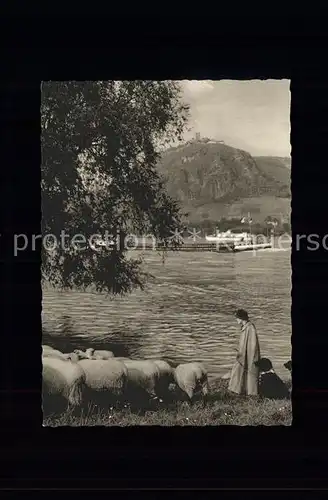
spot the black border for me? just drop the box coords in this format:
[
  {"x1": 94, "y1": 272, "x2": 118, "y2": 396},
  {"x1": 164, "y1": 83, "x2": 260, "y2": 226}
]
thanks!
[{"x1": 2, "y1": 24, "x2": 328, "y2": 490}]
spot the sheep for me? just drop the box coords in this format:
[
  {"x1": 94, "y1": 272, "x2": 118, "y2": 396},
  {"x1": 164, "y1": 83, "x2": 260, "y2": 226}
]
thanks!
[
  {"x1": 115, "y1": 358, "x2": 174, "y2": 403},
  {"x1": 73, "y1": 349, "x2": 89, "y2": 360},
  {"x1": 42, "y1": 356, "x2": 86, "y2": 416},
  {"x1": 42, "y1": 344, "x2": 55, "y2": 352},
  {"x1": 42, "y1": 346, "x2": 79, "y2": 363},
  {"x1": 86, "y1": 348, "x2": 114, "y2": 360},
  {"x1": 65, "y1": 352, "x2": 80, "y2": 363},
  {"x1": 77, "y1": 358, "x2": 128, "y2": 409},
  {"x1": 42, "y1": 345, "x2": 65, "y2": 358},
  {"x1": 73, "y1": 349, "x2": 88, "y2": 360},
  {"x1": 120, "y1": 359, "x2": 161, "y2": 409},
  {"x1": 74, "y1": 348, "x2": 114, "y2": 360},
  {"x1": 42, "y1": 346, "x2": 67, "y2": 359},
  {"x1": 174, "y1": 362, "x2": 210, "y2": 405}
]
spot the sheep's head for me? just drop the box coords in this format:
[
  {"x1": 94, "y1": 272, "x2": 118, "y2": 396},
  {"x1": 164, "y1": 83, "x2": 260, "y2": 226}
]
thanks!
[
  {"x1": 73, "y1": 349, "x2": 87, "y2": 360},
  {"x1": 86, "y1": 348, "x2": 95, "y2": 358},
  {"x1": 67, "y1": 353, "x2": 79, "y2": 363}
]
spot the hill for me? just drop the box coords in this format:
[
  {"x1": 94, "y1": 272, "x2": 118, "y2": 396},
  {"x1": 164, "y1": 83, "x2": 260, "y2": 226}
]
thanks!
[
  {"x1": 157, "y1": 139, "x2": 291, "y2": 224},
  {"x1": 254, "y1": 156, "x2": 291, "y2": 186}
]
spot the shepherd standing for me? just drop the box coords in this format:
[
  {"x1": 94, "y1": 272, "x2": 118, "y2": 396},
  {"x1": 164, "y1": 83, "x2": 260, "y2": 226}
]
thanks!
[{"x1": 228, "y1": 309, "x2": 260, "y2": 396}]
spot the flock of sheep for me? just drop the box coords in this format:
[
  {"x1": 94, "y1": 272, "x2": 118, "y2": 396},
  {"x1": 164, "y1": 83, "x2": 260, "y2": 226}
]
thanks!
[{"x1": 42, "y1": 345, "x2": 210, "y2": 415}]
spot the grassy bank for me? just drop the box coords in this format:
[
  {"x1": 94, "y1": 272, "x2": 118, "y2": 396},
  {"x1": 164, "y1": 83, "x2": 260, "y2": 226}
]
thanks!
[{"x1": 43, "y1": 379, "x2": 292, "y2": 427}]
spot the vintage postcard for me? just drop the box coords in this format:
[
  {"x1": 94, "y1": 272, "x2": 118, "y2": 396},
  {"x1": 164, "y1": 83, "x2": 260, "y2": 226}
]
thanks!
[{"x1": 40, "y1": 80, "x2": 291, "y2": 426}]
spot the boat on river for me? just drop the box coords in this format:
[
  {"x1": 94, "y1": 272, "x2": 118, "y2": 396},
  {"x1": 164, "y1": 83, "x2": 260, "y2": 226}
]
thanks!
[
  {"x1": 205, "y1": 229, "x2": 272, "y2": 252},
  {"x1": 205, "y1": 229, "x2": 252, "y2": 245}
]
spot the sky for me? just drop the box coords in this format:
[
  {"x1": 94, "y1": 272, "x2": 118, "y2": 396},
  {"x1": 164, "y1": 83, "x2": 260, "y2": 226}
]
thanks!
[{"x1": 177, "y1": 79, "x2": 290, "y2": 157}]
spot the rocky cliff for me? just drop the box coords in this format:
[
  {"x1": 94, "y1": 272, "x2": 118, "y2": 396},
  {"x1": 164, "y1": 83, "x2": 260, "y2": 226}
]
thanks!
[{"x1": 157, "y1": 140, "x2": 291, "y2": 223}]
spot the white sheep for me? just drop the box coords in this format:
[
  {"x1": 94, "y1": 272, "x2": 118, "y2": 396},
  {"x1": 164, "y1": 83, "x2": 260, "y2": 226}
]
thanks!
[
  {"x1": 73, "y1": 349, "x2": 88, "y2": 360},
  {"x1": 77, "y1": 358, "x2": 128, "y2": 408},
  {"x1": 87, "y1": 348, "x2": 114, "y2": 360},
  {"x1": 43, "y1": 346, "x2": 79, "y2": 363},
  {"x1": 43, "y1": 346, "x2": 66, "y2": 359},
  {"x1": 74, "y1": 348, "x2": 114, "y2": 360},
  {"x1": 65, "y1": 352, "x2": 80, "y2": 363},
  {"x1": 116, "y1": 358, "x2": 173, "y2": 402},
  {"x1": 42, "y1": 356, "x2": 86, "y2": 415},
  {"x1": 42, "y1": 344, "x2": 55, "y2": 352},
  {"x1": 120, "y1": 359, "x2": 161, "y2": 405},
  {"x1": 42, "y1": 345, "x2": 64, "y2": 357},
  {"x1": 174, "y1": 362, "x2": 210, "y2": 404}
]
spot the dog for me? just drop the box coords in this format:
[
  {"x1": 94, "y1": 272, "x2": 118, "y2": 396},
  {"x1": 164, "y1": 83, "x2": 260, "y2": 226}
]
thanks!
[
  {"x1": 255, "y1": 357, "x2": 290, "y2": 400},
  {"x1": 283, "y1": 360, "x2": 292, "y2": 374}
]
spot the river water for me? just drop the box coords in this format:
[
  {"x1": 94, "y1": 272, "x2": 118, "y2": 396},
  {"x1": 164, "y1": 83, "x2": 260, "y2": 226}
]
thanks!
[{"x1": 42, "y1": 248, "x2": 291, "y2": 381}]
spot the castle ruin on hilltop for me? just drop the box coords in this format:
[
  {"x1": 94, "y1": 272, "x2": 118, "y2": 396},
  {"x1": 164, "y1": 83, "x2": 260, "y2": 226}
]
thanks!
[{"x1": 187, "y1": 132, "x2": 225, "y2": 145}]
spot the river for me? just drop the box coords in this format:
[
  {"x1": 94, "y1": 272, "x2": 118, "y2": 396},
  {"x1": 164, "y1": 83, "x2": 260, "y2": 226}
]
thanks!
[{"x1": 42, "y1": 248, "x2": 291, "y2": 381}]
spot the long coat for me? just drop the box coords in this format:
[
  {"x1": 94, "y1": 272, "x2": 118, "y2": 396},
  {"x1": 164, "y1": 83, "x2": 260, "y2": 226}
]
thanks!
[{"x1": 228, "y1": 321, "x2": 260, "y2": 396}]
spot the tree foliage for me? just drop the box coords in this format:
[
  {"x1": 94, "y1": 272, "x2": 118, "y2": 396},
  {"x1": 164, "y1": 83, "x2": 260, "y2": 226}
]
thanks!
[{"x1": 41, "y1": 81, "x2": 190, "y2": 294}]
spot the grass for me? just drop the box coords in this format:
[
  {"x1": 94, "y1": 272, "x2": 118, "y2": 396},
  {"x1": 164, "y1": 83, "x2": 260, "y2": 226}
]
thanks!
[{"x1": 43, "y1": 378, "x2": 292, "y2": 427}]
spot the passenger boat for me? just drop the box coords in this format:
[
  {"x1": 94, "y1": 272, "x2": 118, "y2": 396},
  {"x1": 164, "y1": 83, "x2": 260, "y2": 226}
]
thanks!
[
  {"x1": 205, "y1": 228, "x2": 272, "y2": 252},
  {"x1": 205, "y1": 229, "x2": 252, "y2": 246}
]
